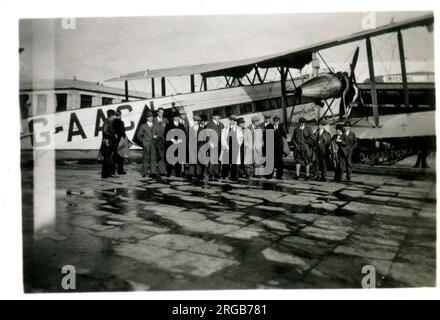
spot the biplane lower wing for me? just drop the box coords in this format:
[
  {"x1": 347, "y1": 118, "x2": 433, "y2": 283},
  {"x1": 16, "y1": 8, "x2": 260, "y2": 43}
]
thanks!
[{"x1": 349, "y1": 111, "x2": 435, "y2": 140}]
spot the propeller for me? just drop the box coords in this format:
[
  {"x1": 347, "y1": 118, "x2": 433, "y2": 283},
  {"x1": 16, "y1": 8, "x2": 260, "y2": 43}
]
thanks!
[
  {"x1": 338, "y1": 46, "x2": 359, "y2": 120},
  {"x1": 348, "y1": 46, "x2": 360, "y2": 84}
]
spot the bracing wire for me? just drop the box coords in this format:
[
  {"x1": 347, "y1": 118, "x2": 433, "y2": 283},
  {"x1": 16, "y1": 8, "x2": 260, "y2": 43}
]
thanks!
[
  {"x1": 371, "y1": 33, "x2": 396, "y2": 76},
  {"x1": 355, "y1": 34, "x2": 393, "y2": 80},
  {"x1": 317, "y1": 51, "x2": 334, "y2": 74},
  {"x1": 166, "y1": 77, "x2": 179, "y2": 95}
]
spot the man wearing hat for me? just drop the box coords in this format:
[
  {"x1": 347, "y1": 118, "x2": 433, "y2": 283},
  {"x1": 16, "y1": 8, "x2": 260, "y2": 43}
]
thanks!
[
  {"x1": 164, "y1": 111, "x2": 186, "y2": 177},
  {"x1": 342, "y1": 120, "x2": 357, "y2": 181},
  {"x1": 220, "y1": 114, "x2": 243, "y2": 181},
  {"x1": 178, "y1": 108, "x2": 191, "y2": 176},
  {"x1": 112, "y1": 110, "x2": 132, "y2": 175},
  {"x1": 331, "y1": 123, "x2": 345, "y2": 181},
  {"x1": 198, "y1": 114, "x2": 209, "y2": 178},
  {"x1": 188, "y1": 114, "x2": 207, "y2": 179},
  {"x1": 137, "y1": 111, "x2": 162, "y2": 178},
  {"x1": 99, "y1": 109, "x2": 117, "y2": 178},
  {"x1": 206, "y1": 110, "x2": 224, "y2": 179},
  {"x1": 199, "y1": 113, "x2": 208, "y2": 127},
  {"x1": 179, "y1": 108, "x2": 190, "y2": 131},
  {"x1": 312, "y1": 122, "x2": 332, "y2": 181},
  {"x1": 261, "y1": 113, "x2": 273, "y2": 128},
  {"x1": 260, "y1": 113, "x2": 274, "y2": 157},
  {"x1": 291, "y1": 117, "x2": 314, "y2": 180},
  {"x1": 237, "y1": 117, "x2": 248, "y2": 178},
  {"x1": 268, "y1": 115, "x2": 287, "y2": 179},
  {"x1": 243, "y1": 116, "x2": 264, "y2": 177},
  {"x1": 153, "y1": 107, "x2": 168, "y2": 174}
]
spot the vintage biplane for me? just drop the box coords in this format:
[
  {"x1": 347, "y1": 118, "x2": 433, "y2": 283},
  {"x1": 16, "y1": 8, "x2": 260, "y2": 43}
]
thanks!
[{"x1": 21, "y1": 13, "x2": 435, "y2": 164}]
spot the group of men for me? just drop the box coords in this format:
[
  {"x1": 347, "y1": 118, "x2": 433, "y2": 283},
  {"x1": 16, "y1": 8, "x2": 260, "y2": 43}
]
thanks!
[
  {"x1": 135, "y1": 108, "x2": 287, "y2": 181},
  {"x1": 99, "y1": 107, "x2": 357, "y2": 183},
  {"x1": 291, "y1": 118, "x2": 357, "y2": 182}
]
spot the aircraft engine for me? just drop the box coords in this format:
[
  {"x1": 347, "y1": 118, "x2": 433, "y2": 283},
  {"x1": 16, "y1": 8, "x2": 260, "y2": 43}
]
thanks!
[{"x1": 295, "y1": 73, "x2": 343, "y2": 100}]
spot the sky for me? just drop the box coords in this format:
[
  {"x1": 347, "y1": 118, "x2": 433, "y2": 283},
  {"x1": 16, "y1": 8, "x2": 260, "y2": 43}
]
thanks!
[{"x1": 19, "y1": 11, "x2": 434, "y2": 94}]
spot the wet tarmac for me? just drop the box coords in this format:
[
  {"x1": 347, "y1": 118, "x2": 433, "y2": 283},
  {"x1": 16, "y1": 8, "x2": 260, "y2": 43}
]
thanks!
[{"x1": 22, "y1": 162, "x2": 436, "y2": 292}]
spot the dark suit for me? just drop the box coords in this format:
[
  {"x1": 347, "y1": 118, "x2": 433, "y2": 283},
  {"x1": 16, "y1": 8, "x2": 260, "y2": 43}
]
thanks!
[
  {"x1": 164, "y1": 120, "x2": 186, "y2": 176},
  {"x1": 112, "y1": 118, "x2": 126, "y2": 174},
  {"x1": 153, "y1": 116, "x2": 169, "y2": 136},
  {"x1": 180, "y1": 118, "x2": 190, "y2": 173},
  {"x1": 312, "y1": 128, "x2": 331, "y2": 179},
  {"x1": 414, "y1": 136, "x2": 431, "y2": 168},
  {"x1": 154, "y1": 116, "x2": 169, "y2": 172},
  {"x1": 99, "y1": 118, "x2": 116, "y2": 178},
  {"x1": 342, "y1": 130, "x2": 357, "y2": 179},
  {"x1": 188, "y1": 123, "x2": 207, "y2": 178},
  {"x1": 267, "y1": 124, "x2": 286, "y2": 179},
  {"x1": 332, "y1": 130, "x2": 357, "y2": 180},
  {"x1": 221, "y1": 125, "x2": 241, "y2": 181},
  {"x1": 261, "y1": 122, "x2": 274, "y2": 157},
  {"x1": 180, "y1": 117, "x2": 190, "y2": 132},
  {"x1": 137, "y1": 121, "x2": 162, "y2": 176},
  {"x1": 291, "y1": 125, "x2": 314, "y2": 165},
  {"x1": 206, "y1": 119, "x2": 224, "y2": 177}
]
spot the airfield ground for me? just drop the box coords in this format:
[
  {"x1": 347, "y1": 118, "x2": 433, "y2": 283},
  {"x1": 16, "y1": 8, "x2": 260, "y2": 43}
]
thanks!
[{"x1": 22, "y1": 155, "x2": 436, "y2": 292}]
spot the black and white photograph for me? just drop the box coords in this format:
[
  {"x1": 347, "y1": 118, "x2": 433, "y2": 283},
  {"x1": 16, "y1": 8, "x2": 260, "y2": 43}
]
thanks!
[{"x1": 6, "y1": 3, "x2": 438, "y2": 298}]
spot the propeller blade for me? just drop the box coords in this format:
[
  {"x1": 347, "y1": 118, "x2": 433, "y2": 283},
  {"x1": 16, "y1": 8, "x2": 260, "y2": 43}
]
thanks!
[{"x1": 349, "y1": 46, "x2": 360, "y2": 81}]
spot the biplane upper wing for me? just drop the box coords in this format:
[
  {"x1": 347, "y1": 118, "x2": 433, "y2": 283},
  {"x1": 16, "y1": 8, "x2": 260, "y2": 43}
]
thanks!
[{"x1": 106, "y1": 13, "x2": 433, "y2": 82}]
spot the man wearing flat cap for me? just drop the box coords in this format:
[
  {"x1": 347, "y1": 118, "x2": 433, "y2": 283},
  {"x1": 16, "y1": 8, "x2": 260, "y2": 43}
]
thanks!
[
  {"x1": 331, "y1": 122, "x2": 356, "y2": 182},
  {"x1": 262, "y1": 113, "x2": 273, "y2": 128},
  {"x1": 206, "y1": 110, "x2": 224, "y2": 179},
  {"x1": 251, "y1": 115, "x2": 260, "y2": 126},
  {"x1": 341, "y1": 120, "x2": 357, "y2": 181},
  {"x1": 291, "y1": 117, "x2": 314, "y2": 180}
]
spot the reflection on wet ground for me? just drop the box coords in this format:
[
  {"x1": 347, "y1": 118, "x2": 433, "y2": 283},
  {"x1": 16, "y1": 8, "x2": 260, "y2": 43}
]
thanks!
[{"x1": 22, "y1": 163, "x2": 436, "y2": 292}]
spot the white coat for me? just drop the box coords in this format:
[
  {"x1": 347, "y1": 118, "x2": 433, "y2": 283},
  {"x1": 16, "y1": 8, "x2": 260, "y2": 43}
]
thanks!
[{"x1": 219, "y1": 125, "x2": 243, "y2": 165}]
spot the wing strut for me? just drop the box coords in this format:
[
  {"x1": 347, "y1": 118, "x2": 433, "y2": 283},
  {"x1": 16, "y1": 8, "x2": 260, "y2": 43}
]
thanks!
[
  {"x1": 280, "y1": 67, "x2": 289, "y2": 131},
  {"x1": 397, "y1": 30, "x2": 410, "y2": 110},
  {"x1": 366, "y1": 37, "x2": 380, "y2": 127}
]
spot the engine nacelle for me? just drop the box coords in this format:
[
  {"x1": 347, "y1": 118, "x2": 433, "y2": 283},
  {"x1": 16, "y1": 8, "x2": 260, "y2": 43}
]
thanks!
[{"x1": 297, "y1": 73, "x2": 343, "y2": 100}]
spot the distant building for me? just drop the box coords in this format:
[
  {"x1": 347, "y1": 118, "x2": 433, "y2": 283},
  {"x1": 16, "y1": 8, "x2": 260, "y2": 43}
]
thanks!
[
  {"x1": 364, "y1": 71, "x2": 435, "y2": 84},
  {"x1": 19, "y1": 79, "x2": 148, "y2": 118},
  {"x1": 355, "y1": 71, "x2": 435, "y2": 113}
]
